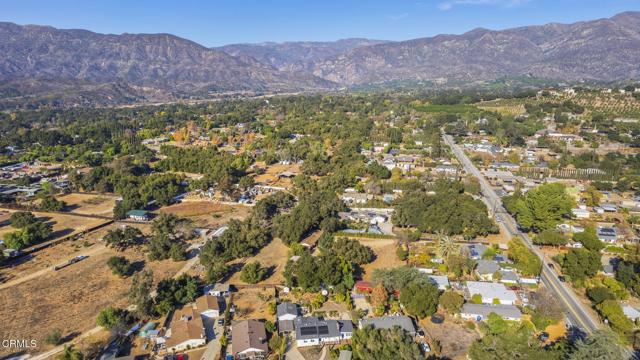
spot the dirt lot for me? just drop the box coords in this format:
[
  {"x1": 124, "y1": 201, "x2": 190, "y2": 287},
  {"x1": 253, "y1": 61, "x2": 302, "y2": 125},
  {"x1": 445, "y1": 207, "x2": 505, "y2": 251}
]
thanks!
[
  {"x1": 158, "y1": 201, "x2": 250, "y2": 228},
  {"x1": 0, "y1": 209, "x2": 110, "y2": 244},
  {"x1": 57, "y1": 193, "x2": 118, "y2": 217},
  {"x1": 357, "y1": 238, "x2": 404, "y2": 281},
  {"x1": 0, "y1": 245, "x2": 186, "y2": 357},
  {"x1": 231, "y1": 287, "x2": 277, "y2": 321},
  {"x1": 420, "y1": 316, "x2": 480, "y2": 360},
  {"x1": 228, "y1": 238, "x2": 290, "y2": 285}
]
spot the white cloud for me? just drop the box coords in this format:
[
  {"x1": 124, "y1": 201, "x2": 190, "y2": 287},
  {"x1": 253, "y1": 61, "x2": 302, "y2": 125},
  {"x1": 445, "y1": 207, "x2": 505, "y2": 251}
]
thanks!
[{"x1": 437, "y1": 0, "x2": 531, "y2": 11}]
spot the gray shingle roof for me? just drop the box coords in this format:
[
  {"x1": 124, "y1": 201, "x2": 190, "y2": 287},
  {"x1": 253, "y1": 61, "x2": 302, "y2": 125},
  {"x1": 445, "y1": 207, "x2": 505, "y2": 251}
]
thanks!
[
  {"x1": 358, "y1": 316, "x2": 416, "y2": 335},
  {"x1": 277, "y1": 302, "x2": 298, "y2": 318},
  {"x1": 476, "y1": 260, "x2": 500, "y2": 275},
  {"x1": 461, "y1": 303, "x2": 522, "y2": 320}
]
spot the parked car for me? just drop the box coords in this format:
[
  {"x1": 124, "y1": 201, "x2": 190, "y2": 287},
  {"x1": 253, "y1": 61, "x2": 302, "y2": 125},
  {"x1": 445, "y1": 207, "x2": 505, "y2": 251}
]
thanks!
[{"x1": 421, "y1": 342, "x2": 431, "y2": 353}]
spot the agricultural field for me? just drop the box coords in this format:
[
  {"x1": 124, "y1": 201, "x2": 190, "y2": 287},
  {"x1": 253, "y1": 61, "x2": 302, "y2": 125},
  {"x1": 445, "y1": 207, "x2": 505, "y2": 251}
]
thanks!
[{"x1": 0, "y1": 245, "x2": 186, "y2": 357}]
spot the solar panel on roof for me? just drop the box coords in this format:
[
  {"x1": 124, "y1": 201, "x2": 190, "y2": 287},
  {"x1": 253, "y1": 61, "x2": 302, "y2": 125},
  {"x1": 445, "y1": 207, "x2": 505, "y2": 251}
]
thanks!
[
  {"x1": 318, "y1": 325, "x2": 329, "y2": 335},
  {"x1": 300, "y1": 327, "x2": 317, "y2": 336}
]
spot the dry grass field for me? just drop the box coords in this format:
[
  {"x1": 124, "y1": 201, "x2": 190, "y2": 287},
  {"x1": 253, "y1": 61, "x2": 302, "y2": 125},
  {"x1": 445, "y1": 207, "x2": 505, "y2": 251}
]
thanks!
[
  {"x1": 254, "y1": 162, "x2": 300, "y2": 189},
  {"x1": 231, "y1": 287, "x2": 277, "y2": 321},
  {"x1": 0, "y1": 245, "x2": 186, "y2": 357},
  {"x1": 0, "y1": 209, "x2": 110, "y2": 244},
  {"x1": 227, "y1": 238, "x2": 290, "y2": 285},
  {"x1": 357, "y1": 238, "x2": 405, "y2": 281},
  {"x1": 158, "y1": 201, "x2": 250, "y2": 228},
  {"x1": 56, "y1": 193, "x2": 118, "y2": 217}
]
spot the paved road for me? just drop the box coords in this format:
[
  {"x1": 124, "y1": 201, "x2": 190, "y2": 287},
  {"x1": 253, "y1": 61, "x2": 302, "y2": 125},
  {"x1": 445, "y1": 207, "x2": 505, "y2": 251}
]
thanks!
[{"x1": 443, "y1": 134, "x2": 601, "y2": 334}]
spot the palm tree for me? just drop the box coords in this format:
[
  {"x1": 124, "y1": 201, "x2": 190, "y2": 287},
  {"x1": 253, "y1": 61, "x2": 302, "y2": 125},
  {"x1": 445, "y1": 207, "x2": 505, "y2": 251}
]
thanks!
[{"x1": 436, "y1": 231, "x2": 459, "y2": 259}]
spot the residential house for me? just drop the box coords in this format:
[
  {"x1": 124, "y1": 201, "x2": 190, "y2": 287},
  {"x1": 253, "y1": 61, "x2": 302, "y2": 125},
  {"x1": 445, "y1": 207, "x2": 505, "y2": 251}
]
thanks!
[
  {"x1": 204, "y1": 283, "x2": 231, "y2": 297},
  {"x1": 476, "y1": 260, "x2": 500, "y2": 281},
  {"x1": 358, "y1": 316, "x2": 416, "y2": 336},
  {"x1": 428, "y1": 275, "x2": 450, "y2": 290},
  {"x1": 597, "y1": 227, "x2": 618, "y2": 243},
  {"x1": 463, "y1": 244, "x2": 488, "y2": 260},
  {"x1": 498, "y1": 270, "x2": 520, "y2": 285},
  {"x1": 126, "y1": 210, "x2": 150, "y2": 222},
  {"x1": 460, "y1": 303, "x2": 522, "y2": 321},
  {"x1": 277, "y1": 302, "x2": 299, "y2": 333},
  {"x1": 232, "y1": 320, "x2": 268, "y2": 359},
  {"x1": 294, "y1": 317, "x2": 353, "y2": 347},
  {"x1": 466, "y1": 281, "x2": 518, "y2": 305},
  {"x1": 340, "y1": 192, "x2": 373, "y2": 205},
  {"x1": 571, "y1": 208, "x2": 590, "y2": 219},
  {"x1": 165, "y1": 294, "x2": 222, "y2": 352}
]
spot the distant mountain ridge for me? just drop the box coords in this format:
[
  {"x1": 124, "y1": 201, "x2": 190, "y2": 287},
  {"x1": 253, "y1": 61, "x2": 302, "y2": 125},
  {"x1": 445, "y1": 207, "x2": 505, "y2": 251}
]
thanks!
[
  {"x1": 218, "y1": 38, "x2": 390, "y2": 72},
  {"x1": 1, "y1": 12, "x2": 640, "y2": 107},
  {"x1": 310, "y1": 11, "x2": 640, "y2": 85}
]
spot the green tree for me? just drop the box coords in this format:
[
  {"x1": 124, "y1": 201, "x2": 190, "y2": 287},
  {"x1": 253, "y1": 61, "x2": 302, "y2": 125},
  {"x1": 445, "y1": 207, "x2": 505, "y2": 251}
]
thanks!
[
  {"x1": 107, "y1": 256, "x2": 133, "y2": 277},
  {"x1": 97, "y1": 306, "x2": 128, "y2": 330},
  {"x1": 10, "y1": 211, "x2": 37, "y2": 228},
  {"x1": 332, "y1": 238, "x2": 374, "y2": 265},
  {"x1": 573, "y1": 226, "x2": 604, "y2": 252},
  {"x1": 586, "y1": 287, "x2": 615, "y2": 305},
  {"x1": 128, "y1": 270, "x2": 154, "y2": 318},
  {"x1": 399, "y1": 282, "x2": 440, "y2": 318},
  {"x1": 568, "y1": 330, "x2": 624, "y2": 360},
  {"x1": 513, "y1": 183, "x2": 574, "y2": 232},
  {"x1": 507, "y1": 238, "x2": 542, "y2": 276},
  {"x1": 439, "y1": 290, "x2": 464, "y2": 313},
  {"x1": 560, "y1": 248, "x2": 601, "y2": 283},
  {"x1": 469, "y1": 325, "x2": 550, "y2": 360},
  {"x1": 534, "y1": 229, "x2": 567, "y2": 246},
  {"x1": 56, "y1": 345, "x2": 83, "y2": 360},
  {"x1": 240, "y1": 261, "x2": 268, "y2": 284},
  {"x1": 351, "y1": 326, "x2": 422, "y2": 360},
  {"x1": 40, "y1": 195, "x2": 67, "y2": 212},
  {"x1": 595, "y1": 300, "x2": 634, "y2": 335},
  {"x1": 104, "y1": 226, "x2": 143, "y2": 251}
]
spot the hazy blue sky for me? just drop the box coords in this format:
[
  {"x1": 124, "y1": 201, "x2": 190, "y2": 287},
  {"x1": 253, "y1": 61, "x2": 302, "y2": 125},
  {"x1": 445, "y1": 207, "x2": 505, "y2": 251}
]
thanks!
[{"x1": 3, "y1": 0, "x2": 640, "y2": 46}]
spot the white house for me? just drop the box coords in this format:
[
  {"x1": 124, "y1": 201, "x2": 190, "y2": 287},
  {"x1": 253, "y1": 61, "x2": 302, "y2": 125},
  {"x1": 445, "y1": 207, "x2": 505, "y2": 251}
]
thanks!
[{"x1": 466, "y1": 281, "x2": 518, "y2": 305}]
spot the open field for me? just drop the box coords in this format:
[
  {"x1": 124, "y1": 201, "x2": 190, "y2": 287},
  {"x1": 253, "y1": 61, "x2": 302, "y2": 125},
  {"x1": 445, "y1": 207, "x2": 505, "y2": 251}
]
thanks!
[
  {"x1": 157, "y1": 201, "x2": 250, "y2": 228},
  {"x1": 231, "y1": 287, "x2": 276, "y2": 321},
  {"x1": 357, "y1": 238, "x2": 404, "y2": 281},
  {"x1": 228, "y1": 237, "x2": 289, "y2": 285},
  {"x1": 0, "y1": 222, "x2": 152, "y2": 285},
  {"x1": 57, "y1": 193, "x2": 118, "y2": 217},
  {"x1": 0, "y1": 245, "x2": 186, "y2": 357},
  {"x1": 0, "y1": 209, "x2": 110, "y2": 245}
]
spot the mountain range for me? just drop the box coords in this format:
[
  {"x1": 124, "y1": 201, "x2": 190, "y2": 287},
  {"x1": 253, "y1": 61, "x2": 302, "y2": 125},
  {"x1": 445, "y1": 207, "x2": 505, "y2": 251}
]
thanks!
[{"x1": 1, "y1": 11, "x2": 640, "y2": 107}]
